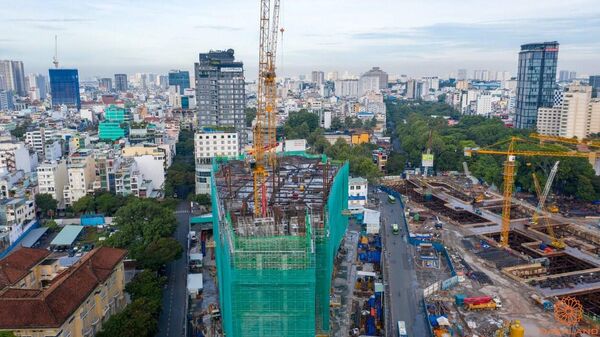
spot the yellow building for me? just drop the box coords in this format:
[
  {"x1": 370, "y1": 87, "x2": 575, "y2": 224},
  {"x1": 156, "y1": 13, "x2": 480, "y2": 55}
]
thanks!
[
  {"x1": 0, "y1": 247, "x2": 128, "y2": 337},
  {"x1": 351, "y1": 132, "x2": 370, "y2": 145}
]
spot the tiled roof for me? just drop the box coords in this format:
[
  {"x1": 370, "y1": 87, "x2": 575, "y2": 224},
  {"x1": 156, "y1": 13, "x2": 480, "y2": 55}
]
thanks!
[
  {"x1": 0, "y1": 246, "x2": 127, "y2": 329},
  {"x1": 0, "y1": 247, "x2": 50, "y2": 289}
]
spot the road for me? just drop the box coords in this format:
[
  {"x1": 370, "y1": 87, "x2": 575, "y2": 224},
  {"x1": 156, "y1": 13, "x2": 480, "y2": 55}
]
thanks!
[
  {"x1": 378, "y1": 191, "x2": 428, "y2": 337},
  {"x1": 157, "y1": 201, "x2": 190, "y2": 337}
]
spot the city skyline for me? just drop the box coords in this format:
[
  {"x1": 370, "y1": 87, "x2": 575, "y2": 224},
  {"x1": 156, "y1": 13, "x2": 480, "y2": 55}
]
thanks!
[{"x1": 2, "y1": 0, "x2": 600, "y2": 79}]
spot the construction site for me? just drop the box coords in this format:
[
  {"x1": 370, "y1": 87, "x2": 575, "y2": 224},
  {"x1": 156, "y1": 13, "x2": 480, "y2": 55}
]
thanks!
[
  {"x1": 382, "y1": 170, "x2": 600, "y2": 336},
  {"x1": 209, "y1": 155, "x2": 349, "y2": 337}
]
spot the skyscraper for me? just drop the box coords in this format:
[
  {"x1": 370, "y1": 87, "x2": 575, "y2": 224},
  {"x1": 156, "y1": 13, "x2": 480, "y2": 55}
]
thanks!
[
  {"x1": 99, "y1": 78, "x2": 113, "y2": 92},
  {"x1": 590, "y1": 75, "x2": 600, "y2": 98},
  {"x1": 27, "y1": 74, "x2": 48, "y2": 99},
  {"x1": 49, "y1": 69, "x2": 81, "y2": 109},
  {"x1": 361, "y1": 67, "x2": 388, "y2": 90},
  {"x1": 114, "y1": 73, "x2": 128, "y2": 92},
  {"x1": 0, "y1": 60, "x2": 26, "y2": 96},
  {"x1": 514, "y1": 41, "x2": 559, "y2": 129},
  {"x1": 168, "y1": 70, "x2": 190, "y2": 94},
  {"x1": 311, "y1": 71, "x2": 325, "y2": 86},
  {"x1": 195, "y1": 49, "x2": 246, "y2": 144}
]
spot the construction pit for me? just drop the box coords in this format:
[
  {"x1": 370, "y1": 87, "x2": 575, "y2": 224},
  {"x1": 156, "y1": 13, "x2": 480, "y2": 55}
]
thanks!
[{"x1": 388, "y1": 176, "x2": 600, "y2": 335}]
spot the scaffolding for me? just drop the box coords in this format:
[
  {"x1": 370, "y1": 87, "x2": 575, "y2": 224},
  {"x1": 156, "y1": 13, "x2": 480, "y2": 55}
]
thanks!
[{"x1": 211, "y1": 155, "x2": 349, "y2": 337}]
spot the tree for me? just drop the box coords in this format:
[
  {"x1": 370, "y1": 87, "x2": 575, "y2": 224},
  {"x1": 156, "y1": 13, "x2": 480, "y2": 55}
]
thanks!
[
  {"x1": 95, "y1": 193, "x2": 124, "y2": 215},
  {"x1": 44, "y1": 219, "x2": 59, "y2": 232},
  {"x1": 330, "y1": 117, "x2": 343, "y2": 131},
  {"x1": 106, "y1": 199, "x2": 177, "y2": 258},
  {"x1": 189, "y1": 193, "x2": 211, "y2": 207},
  {"x1": 9, "y1": 119, "x2": 31, "y2": 140},
  {"x1": 72, "y1": 195, "x2": 96, "y2": 214},
  {"x1": 137, "y1": 237, "x2": 183, "y2": 270},
  {"x1": 96, "y1": 298, "x2": 160, "y2": 337},
  {"x1": 386, "y1": 152, "x2": 406, "y2": 174},
  {"x1": 245, "y1": 107, "x2": 256, "y2": 127},
  {"x1": 35, "y1": 194, "x2": 58, "y2": 218},
  {"x1": 126, "y1": 270, "x2": 165, "y2": 304}
]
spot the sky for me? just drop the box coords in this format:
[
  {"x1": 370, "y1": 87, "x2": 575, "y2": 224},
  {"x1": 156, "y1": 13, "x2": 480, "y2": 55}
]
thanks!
[{"x1": 2, "y1": 0, "x2": 600, "y2": 80}]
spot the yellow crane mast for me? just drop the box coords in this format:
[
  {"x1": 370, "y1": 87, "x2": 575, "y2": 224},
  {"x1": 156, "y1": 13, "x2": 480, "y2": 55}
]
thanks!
[
  {"x1": 253, "y1": 0, "x2": 281, "y2": 217},
  {"x1": 532, "y1": 172, "x2": 565, "y2": 249},
  {"x1": 465, "y1": 136, "x2": 592, "y2": 247}
]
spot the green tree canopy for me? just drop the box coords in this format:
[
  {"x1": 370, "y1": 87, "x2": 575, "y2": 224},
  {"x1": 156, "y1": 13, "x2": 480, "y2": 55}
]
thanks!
[{"x1": 35, "y1": 193, "x2": 58, "y2": 217}]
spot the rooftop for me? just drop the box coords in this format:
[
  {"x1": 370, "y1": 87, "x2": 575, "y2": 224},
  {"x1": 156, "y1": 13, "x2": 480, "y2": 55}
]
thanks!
[
  {"x1": 215, "y1": 155, "x2": 340, "y2": 238},
  {"x1": 50, "y1": 225, "x2": 84, "y2": 246},
  {"x1": 0, "y1": 247, "x2": 127, "y2": 329},
  {"x1": 0, "y1": 248, "x2": 50, "y2": 289}
]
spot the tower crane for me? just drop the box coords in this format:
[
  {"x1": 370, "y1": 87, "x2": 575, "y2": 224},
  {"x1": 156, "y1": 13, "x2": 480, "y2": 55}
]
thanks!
[
  {"x1": 464, "y1": 137, "x2": 592, "y2": 247},
  {"x1": 532, "y1": 171, "x2": 565, "y2": 249},
  {"x1": 253, "y1": 0, "x2": 281, "y2": 217},
  {"x1": 532, "y1": 161, "x2": 559, "y2": 224}
]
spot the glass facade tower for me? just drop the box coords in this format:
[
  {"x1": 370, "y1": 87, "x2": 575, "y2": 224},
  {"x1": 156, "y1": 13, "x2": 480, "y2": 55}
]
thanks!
[
  {"x1": 514, "y1": 42, "x2": 559, "y2": 129},
  {"x1": 168, "y1": 70, "x2": 190, "y2": 94},
  {"x1": 49, "y1": 69, "x2": 81, "y2": 109}
]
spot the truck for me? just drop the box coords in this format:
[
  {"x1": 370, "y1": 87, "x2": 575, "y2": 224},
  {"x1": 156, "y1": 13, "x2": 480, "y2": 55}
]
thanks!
[
  {"x1": 464, "y1": 297, "x2": 502, "y2": 311},
  {"x1": 531, "y1": 294, "x2": 553, "y2": 311},
  {"x1": 397, "y1": 320, "x2": 407, "y2": 337}
]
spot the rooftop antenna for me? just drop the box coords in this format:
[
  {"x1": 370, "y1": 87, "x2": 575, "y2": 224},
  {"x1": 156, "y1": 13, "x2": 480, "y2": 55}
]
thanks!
[{"x1": 52, "y1": 35, "x2": 59, "y2": 69}]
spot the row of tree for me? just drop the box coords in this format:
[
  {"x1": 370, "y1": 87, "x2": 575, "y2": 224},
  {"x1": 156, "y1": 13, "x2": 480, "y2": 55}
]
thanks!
[
  {"x1": 164, "y1": 129, "x2": 196, "y2": 199},
  {"x1": 95, "y1": 198, "x2": 182, "y2": 336},
  {"x1": 387, "y1": 100, "x2": 600, "y2": 201}
]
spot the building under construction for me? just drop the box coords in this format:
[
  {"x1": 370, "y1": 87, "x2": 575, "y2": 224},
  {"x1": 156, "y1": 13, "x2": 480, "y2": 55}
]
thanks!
[{"x1": 210, "y1": 154, "x2": 349, "y2": 337}]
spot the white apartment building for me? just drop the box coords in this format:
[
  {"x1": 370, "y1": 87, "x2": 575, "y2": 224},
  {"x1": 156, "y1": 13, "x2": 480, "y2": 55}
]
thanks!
[
  {"x1": 537, "y1": 83, "x2": 600, "y2": 139},
  {"x1": 334, "y1": 79, "x2": 359, "y2": 98},
  {"x1": 348, "y1": 177, "x2": 368, "y2": 209},
  {"x1": 194, "y1": 131, "x2": 239, "y2": 194},
  {"x1": 195, "y1": 131, "x2": 239, "y2": 158},
  {"x1": 476, "y1": 94, "x2": 493, "y2": 116},
  {"x1": 0, "y1": 142, "x2": 32, "y2": 173},
  {"x1": 37, "y1": 161, "x2": 68, "y2": 207},
  {"x1": 63, "y1": 155, "x2": 96, "y2": 206},
  {"x1": 25, "y1": 128, "x2": 54, "y2": 155}
]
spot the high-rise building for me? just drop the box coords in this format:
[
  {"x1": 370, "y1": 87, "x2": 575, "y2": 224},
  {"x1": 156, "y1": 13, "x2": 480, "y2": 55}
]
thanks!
[
  {"x1": 168, "y1": 70, "x2": 190, "y2": 94},
  {"x1": 0, "y1": 90, "x2": 14, "y2": 111},
  {"x1": 536, "y1": 83, "x2": 600, "y2": 139},
  {"x1": 27, "y1": 74, "x2": 48, "y2": 100},
  {"x1": 590, "y1": 75, "x2": 600, "y2": 98},
  {"x1": 361, "y1": 67, "x2": 388, "y2": 90},
  {"x1": 210, "y1": 156, "x2": 349, "y2": 337},
  {"x1": 194, "y1": 49, "x2": 246, "y2": 144},
  {"x1": 99, "y1": 78, "x2": 113, "y2": 92},
  {"x1": 457, "y1": 69, "x2": 467, "y2": 81},
  {"x1": 0, "y1": 60, "x2": 26, "y2": 96},
  {"x1": 194, "y1": 130, "x2": 239, "y2": 194},
  {"x1": 514, "y1": 41, "x2": 559, "y2": 129},
  {"x1": 558, "y1": 70, "x2": 577, "y2": 82},
  {"x1": 311, "y1": 71, "x2": 325, "y2": 86},
  {"x1": 114, "y1": 73, "x2": 128, "y2": 92},
  {"x1": 49, "y1": 69, "x2": 81, "y2": 109},
  {"x1": 99, "y1": 105, "x2": 130, "y2": 141}
]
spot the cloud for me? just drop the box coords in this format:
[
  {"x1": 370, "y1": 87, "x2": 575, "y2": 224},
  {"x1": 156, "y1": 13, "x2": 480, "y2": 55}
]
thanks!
[
  {"x1": 349, "y1": 15, "x2": 600, "y2": 52},
  {"x1": 194, "y1": 24, "x2": 242, "y2": 32},
  {"x1": 8, "y1": 18, "x2": 93, "y2": 23}
]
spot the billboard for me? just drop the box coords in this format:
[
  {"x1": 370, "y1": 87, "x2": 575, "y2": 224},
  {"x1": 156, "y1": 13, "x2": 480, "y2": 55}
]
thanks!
[{"x1": 422, "y1": 153, "x2": 434, "y2": 167}]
